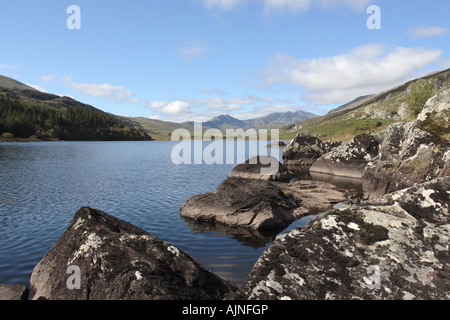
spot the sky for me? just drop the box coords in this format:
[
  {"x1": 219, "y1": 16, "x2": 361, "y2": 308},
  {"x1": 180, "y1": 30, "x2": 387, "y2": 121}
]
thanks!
[{"x1": 0, "y1": 0, "x2": 449, "y2": 123}]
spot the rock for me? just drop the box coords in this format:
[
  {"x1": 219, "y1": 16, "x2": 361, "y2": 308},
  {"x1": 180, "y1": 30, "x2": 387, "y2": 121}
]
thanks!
[
  {"x1": 266, "y1": 141, "x2": 286, "y2": 148},
  {"x1": 180, "y1": 178, "x2": 346, "y2": 232},
  {"x1": 398, "y1": 102, "x2": 411, "y2": 120},
  {"x1": 282, "y1": 131, "x2": 327, "y2": 167},
  {"x1": 233, "y1": 177, "x2": 450, "y2": 300},
  {"x1": 228, "y1": 156, "x2": 292, "y2": 182},
  {"x1": 0, "y1": 284, "x2": 29, "y2": 300},
  {"x1": 30, "y1": 207, "x2": 237, "y2": 300},
  {"x1": 310, "y1": 134, "x2": 380, "y2": 179},
  {"x1": 364, "y1": 177, "x2": 450, "y2": 224},
  {"x1": 363, "y1": 91, "x2": 450, "y2": 199}
]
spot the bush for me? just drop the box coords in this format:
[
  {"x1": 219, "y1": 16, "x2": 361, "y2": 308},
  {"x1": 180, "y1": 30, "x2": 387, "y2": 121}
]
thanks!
[
  {"x1": 1, "y1": 132, "x2": 14, "y2": 138},
  {"x1": 408, "y1": 79, "x2": 436, "y2": 116}
]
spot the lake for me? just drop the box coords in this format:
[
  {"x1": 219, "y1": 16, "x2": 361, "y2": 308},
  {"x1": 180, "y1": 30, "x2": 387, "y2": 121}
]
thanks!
[{"x1": 1, "y1": 140, "x2": 327, "y2": 287}]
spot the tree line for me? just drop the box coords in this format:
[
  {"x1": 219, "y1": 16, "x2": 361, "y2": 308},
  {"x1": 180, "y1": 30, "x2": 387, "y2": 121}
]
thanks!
[{"x1": 0, "y1": 96, "x2": 151, "y2": 141}]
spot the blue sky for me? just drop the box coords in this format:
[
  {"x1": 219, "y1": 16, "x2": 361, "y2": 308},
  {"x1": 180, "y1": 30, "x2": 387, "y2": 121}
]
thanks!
[{"x1": 0, "y1": 0, "x2": 449, "y2": 122}]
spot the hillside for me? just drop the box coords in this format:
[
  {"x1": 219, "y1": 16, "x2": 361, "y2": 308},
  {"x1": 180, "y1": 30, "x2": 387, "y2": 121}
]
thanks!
[
  {"x1": 120, "y1": 116, "x2": 195, "y2": 140},
  {"x1": 280, "y1": 68, "x2": 450, "y2": 142},
  {"x1": 0, "y1": 75, "x2": 152, "y2": 141}
]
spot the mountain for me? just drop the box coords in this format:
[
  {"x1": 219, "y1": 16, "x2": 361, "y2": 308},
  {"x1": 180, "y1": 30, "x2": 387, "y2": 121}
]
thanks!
[
  {"x1": 243, "y1": 110, "x2": 317, "y2": 129},
  {"x1": 0, "y1": 75, "x2": 152, "y2": 141},
  {"x1": 281, "y1": 68, "x2": 450, "y2": 142},
  {"x1": 183, "y1": 111, "x2": 317, "y2": 131}
]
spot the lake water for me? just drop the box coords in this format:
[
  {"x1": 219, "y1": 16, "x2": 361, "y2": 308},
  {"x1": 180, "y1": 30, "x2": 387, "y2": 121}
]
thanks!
[{"x1": 1, "y1": 140, "x2": 330, "y2": 287}]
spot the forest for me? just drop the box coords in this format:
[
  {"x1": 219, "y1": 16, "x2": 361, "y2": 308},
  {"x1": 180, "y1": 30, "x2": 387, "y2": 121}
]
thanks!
[{"x1": 0, "y1": 96, "x2": 151, "y2": 141}]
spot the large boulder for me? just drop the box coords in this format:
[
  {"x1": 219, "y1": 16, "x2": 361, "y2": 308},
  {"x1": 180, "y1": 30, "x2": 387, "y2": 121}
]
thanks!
[
  {"x1": 228, "y1": 156, "x2": 291, "y2": 182},
  {"x1": 180, "y1": 178, "x2": 346, "y2": 232},
  {"x1": 282, "y1": 131, "x2": 328, "y2": 166},
  {"x1": 30, "y1": 207, "x2": 237, "y2": 300},
  {"x1": 233, "y1": 177, "x2": 450, "y2": 300},
  {"x1": 0, "y1": 284, "x2": 29, "y2": 300},
  {"x1": 363, "y1": 91, "x2": 450, "y2": 199},
  {"x1": 310, "y1": 134, "x2": 380, "y2": 179}
]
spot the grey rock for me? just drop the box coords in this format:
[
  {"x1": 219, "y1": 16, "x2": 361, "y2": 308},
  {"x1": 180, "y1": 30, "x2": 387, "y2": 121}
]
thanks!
[
  {"x1": 180, "y1": 178, "x2": 346, "y2": 232},
  {"x1": 282, "y1": 131, "x2": 327, "y2": 166},
  {"x1": 30, "y1": 207, "x2": 237, "y2": 300},
  {"x1": 310, "y1": 134, "x2": 380, "y2": 179},
  {"x1": 233, "y1": 177, "x2": 450, "y2": 300},
  {"x1": 0, "y1": 284, "x2": 29, "y2": 300},
  {"x1": 363, "y1": 91, "x2": 450, "y2": 199},
  {"x1": 228, "y1": 156, "x2": 292, "y2": 182}
]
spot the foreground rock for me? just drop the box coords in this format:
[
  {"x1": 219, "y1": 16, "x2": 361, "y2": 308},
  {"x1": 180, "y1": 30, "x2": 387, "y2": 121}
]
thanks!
[
  {"x1": 363, "y1": 91, "x2": 450, "y2": 199},
  {"x1": 228, "y1": 156, "x2": 291, "y2": 182},
  {"x1": 310, "y1": 134, "x2": 380, "y2": 179},
  {"x1": 30, "y1": 207, "x2": 237, "y2": 300},
  {"x1": 233, "y1": 177, "x2": 450, "y2": 300},
  {"x1": 180, "y1": 177, "x2": 346, "y2": 232},
  {"x1": 0, "y1": 284, "x2": 29, "y2": 300}
]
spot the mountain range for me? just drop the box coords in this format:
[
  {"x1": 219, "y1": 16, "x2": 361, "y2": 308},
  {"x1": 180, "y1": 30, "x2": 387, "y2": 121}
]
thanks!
[{"x1": 1, "y1": 68, "x2": 449, "y2": 142}]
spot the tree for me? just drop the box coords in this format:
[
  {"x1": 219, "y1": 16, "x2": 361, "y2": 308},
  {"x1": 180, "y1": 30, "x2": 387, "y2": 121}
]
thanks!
[{"x1": 408, "y1": 79, "x2": 436, "y2": 116}]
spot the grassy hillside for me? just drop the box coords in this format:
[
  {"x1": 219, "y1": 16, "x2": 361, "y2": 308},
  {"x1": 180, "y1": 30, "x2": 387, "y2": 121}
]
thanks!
[
  {"x1": 280, "y1": 68, "x2": 450, "y2": 142},
  {"x1": 120, "y1": 116, "x2": 195, "y2": 141}
]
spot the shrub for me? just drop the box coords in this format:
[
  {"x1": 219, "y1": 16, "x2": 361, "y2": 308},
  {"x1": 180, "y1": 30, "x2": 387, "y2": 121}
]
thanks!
[
  {"x1": 1, "y1": 132, "x2": 14, "y2": 139},
  {"x1": 408, "y1": 79, "x2": 436, "y2": 116}
]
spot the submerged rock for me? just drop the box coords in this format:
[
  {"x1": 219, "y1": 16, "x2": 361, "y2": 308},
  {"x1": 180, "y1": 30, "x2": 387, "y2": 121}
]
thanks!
[
  {"x1": 233, "y1": 177, "x2": 450, "y2": 300},
  {"x1": 363, "y1": 91, "x2": 450, "y2": 199},
  {"x1": 310, "y1": 134, "x2": 380, "y2": 179},
  {"x1": 0, "y1": 284, "x2": 29, "y2": 300},
  {"x1": 228, "y1": 156, "x2": 291, "y2": 182},
  {"x1": 30, "y1": 207, "x2": 237, "y2": 300}
]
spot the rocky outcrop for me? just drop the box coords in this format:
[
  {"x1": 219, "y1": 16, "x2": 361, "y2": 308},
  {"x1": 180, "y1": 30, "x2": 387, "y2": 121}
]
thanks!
[
  {"x1": 282, "y1": 131, "x2": 328, "y2": 166},
  {"x1": 180, "y1": 178, "x2": 346, "y2": 232},
  {"x1": 310, "y1": 134, "x2": 380, "y2": 179},
  {"x1": 0, "y1": 284, "x2": 29, "y2": 300},
  {"x1": 30, "y1": 207, "x2": 237, "y2": 300},
  {"x1": 363, "y1": 91, "x2": 450, "y2": 199},
  {"x1": 233, "y1": 177, "x2": 450, "y2": 300},
  {"x1": 228, "y1": 156, "x2": 291, "y2": 182}
]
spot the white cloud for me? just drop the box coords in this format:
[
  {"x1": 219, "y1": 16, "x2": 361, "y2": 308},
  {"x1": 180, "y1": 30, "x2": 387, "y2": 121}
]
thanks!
[
  {"x1": 0, "y1": 62, "x2": 19, "y2": 71},
  {"x1": 260, "y1": 44, "x2": 442, "y2": 104},
  {"x1": 147, "y1": 93, "x2": 307, "y2": 123},
  {"x1": 200, "y1": 0, "x2": 371, "y2": 13},
  {"x1": 26, "y1": 84, "x2": 48, "y2": 93},
  {"x1": 410, "y1": 26, "x2": 450, "y2": 39},
  {"x1": 61, "y1": 76, "x2": 139, "y2": 103},
  {"x1": 147, "y1": 101, "x2": 190, "y2": 115},
  {"x1": 40, "y1": 74, "x2": 56, "y2": 82},
  {"x1": 176, "y1": 36, "x2": 211, "y2": 60}
]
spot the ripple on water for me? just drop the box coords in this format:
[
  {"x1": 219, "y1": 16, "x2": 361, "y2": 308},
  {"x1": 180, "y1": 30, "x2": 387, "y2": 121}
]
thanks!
[{"x1": 0, "y1": 141, "x2": 301, "y2": 286}]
